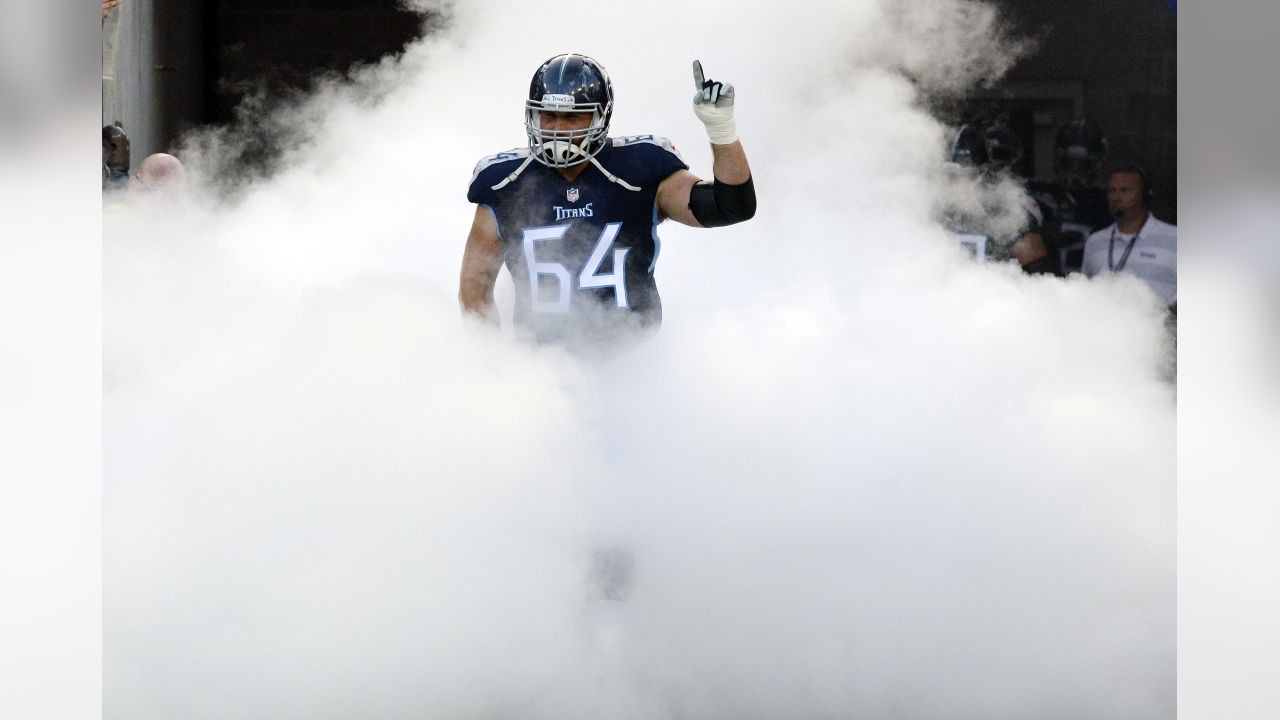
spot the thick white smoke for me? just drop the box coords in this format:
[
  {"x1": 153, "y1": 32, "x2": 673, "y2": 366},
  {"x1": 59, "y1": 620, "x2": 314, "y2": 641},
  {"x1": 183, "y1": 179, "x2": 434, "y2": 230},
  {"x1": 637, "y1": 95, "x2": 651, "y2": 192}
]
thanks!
[{"x1": 104, "y1": 1, "x2": 1175, "y2": 718}]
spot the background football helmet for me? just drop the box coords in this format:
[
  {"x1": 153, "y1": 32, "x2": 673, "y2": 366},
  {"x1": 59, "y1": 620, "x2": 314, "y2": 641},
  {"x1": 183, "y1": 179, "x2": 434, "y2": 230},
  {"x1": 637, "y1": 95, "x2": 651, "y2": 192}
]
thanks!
[
  {"x1": 947, "y1": 124, "x2": 989, "y2": 168},
  {"x1": 1053, "y1": 119, "x2": 1108, "y2": 188},
  {"x1": 984, "y1": 124, "x2": 1022, "y2": 172},
  {"x1": 525, "y1": 53, "x2": 614, "y2": 168}
]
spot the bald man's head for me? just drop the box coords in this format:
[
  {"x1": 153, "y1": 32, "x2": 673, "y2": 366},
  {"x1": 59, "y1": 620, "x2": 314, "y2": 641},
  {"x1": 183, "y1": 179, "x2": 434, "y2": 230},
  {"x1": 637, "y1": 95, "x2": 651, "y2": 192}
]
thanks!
[{"x1": 128, "y1": 153, "x2": 187, "y2": 195}]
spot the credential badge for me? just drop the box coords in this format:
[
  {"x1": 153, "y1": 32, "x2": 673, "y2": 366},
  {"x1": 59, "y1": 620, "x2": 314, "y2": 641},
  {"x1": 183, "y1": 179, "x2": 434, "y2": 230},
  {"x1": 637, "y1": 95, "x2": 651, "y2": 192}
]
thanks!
[{"x1": 566, "y1": 187, "x2": 580, "y2": 203}]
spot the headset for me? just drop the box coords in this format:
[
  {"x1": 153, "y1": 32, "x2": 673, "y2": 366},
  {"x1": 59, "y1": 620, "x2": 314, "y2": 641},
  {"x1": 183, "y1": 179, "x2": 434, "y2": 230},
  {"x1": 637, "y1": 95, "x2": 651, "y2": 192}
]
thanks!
[{"x1": 1110, "y1": 163, "x2": 1154, "y2": 205}]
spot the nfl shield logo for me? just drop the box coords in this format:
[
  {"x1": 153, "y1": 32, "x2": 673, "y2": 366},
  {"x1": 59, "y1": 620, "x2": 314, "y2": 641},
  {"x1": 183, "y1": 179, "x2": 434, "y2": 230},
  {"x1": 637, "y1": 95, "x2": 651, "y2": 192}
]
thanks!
[{"x1": 566, "y1": 187, "x2": 580, "y2": 203}]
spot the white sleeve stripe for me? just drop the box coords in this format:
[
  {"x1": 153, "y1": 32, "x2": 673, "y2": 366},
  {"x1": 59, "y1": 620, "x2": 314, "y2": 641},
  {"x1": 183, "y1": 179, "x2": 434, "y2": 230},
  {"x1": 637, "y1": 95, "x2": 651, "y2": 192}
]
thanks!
[
  {"x1": 469, "y1": 148, "x2": 531, "y2": 185},
  {"x1": 611, "y1": 135, "x2": 684, "y2": 161}
]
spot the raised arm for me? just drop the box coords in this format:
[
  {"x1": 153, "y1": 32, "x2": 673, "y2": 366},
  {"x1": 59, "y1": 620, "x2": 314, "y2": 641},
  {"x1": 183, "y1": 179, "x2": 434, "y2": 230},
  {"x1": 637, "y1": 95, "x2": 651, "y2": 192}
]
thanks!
[
  {"x1": 459, "y1": 205, "x2": 504, "y2": 326},
  {"x1": 658, "y1": 60, "x2": 756, "y2": 228}
]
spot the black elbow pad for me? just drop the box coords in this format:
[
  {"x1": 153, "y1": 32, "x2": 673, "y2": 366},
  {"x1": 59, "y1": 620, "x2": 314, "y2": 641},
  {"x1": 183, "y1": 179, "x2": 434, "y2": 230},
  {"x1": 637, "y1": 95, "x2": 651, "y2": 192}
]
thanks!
[{"x1": 688, "y1": 176, "x2": 756, "y2": 228}]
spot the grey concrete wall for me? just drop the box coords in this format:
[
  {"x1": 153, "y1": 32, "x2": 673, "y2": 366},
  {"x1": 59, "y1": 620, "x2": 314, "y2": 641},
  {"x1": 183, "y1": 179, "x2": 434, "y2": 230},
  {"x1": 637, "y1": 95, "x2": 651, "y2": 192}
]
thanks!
[
  {"x1": 103, "y1": 2, "x2": 160, "y2": 160},
  {"x1": 102, "y1": 0, "x2": 207, "y2": 165}
]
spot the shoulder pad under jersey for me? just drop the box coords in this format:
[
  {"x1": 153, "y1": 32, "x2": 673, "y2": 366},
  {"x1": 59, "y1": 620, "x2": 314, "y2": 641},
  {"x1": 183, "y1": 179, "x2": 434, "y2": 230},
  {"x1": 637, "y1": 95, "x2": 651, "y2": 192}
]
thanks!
[
  {"x1": 610, "y1": 135, "x2": 684, "y2": 162},
  {"x1": 469, "y1": 147, "x2": 530, "y2": 186}
]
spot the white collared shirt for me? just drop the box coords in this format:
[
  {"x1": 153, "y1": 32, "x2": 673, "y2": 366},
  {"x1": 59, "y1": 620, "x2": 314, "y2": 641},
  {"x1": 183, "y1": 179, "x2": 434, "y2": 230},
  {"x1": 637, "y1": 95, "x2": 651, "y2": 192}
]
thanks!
[{"x1": 1082, "y1": 213, "x2": 1177, "y2": 307}]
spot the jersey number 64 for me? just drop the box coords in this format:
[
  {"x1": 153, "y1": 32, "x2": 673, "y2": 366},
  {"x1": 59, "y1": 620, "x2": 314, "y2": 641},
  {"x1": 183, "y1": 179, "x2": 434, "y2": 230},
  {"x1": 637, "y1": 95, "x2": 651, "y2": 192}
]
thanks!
[{"x1": 522, "y1": 222, "x2": 629, "y2": 313}]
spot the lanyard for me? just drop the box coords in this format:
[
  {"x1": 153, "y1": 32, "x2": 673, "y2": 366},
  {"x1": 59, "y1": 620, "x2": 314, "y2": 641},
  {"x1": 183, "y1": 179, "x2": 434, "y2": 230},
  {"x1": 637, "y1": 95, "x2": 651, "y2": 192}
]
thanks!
[{"x1": 1108, "y1": 215, "x2": 1148, "y2": 272}]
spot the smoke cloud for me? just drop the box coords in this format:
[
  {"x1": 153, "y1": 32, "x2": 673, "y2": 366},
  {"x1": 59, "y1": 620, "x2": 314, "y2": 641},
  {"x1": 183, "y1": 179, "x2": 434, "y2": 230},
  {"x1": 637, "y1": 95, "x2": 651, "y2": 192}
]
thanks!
[{"x1": 104, "y1": 1, "x2": 1175, "y2": 718}]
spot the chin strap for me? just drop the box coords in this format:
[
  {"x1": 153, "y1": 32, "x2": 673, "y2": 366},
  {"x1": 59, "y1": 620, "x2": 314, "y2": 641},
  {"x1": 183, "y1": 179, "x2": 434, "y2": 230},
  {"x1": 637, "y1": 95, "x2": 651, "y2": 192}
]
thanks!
[
  {"x1": 589, "y1": 156, "x2": 640, "y2": 191},
  {"x1": 490, "y1": 154, "x2": 536, "y2": 191}
]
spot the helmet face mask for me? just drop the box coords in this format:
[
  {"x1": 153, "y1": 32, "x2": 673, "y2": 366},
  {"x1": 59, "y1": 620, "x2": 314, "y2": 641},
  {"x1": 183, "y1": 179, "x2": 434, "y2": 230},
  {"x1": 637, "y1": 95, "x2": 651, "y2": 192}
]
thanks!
[
  {"x1": 525, "y1": 54, "x2": 613, "y2": 168},
  {"x1": 525, "y1": 103, "x2": 608, "y2": 166}
]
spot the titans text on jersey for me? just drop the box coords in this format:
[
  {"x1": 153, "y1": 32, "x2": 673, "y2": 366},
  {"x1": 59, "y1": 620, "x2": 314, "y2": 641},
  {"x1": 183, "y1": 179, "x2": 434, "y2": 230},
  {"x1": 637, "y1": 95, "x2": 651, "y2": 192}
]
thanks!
[{"x1": 467, "y1": 136, "x2": 688, "y2": 343}]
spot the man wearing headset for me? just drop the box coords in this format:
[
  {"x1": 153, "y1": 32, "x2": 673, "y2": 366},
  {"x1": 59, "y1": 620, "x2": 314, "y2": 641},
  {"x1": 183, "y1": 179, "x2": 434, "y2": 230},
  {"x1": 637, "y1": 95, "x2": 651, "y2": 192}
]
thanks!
[{"x1": 1081, "y1": 165, "x2": 1177, "y2": 313}]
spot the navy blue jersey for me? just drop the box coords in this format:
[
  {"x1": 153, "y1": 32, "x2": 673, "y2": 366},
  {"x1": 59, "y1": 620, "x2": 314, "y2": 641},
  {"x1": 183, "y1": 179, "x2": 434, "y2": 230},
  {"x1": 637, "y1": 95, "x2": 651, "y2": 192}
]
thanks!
[{"x1": 468, "y1": 136, "x2": 688, "y2": 344}]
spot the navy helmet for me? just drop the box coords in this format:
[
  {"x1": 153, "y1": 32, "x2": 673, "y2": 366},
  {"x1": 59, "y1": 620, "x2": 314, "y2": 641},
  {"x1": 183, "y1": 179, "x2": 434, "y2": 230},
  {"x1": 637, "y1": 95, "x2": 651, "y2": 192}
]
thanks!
[
  {"x1": 1054, "y1": 119, "x2": 1106, "y2": 162},
  {"x1": 984, "y1": 125, "x2": 1022, "y2": 170},
  {"x1": 948, "y1": 124, "x2": 989, "y2": 168},
  {"x1": 525, "y1": 53, "x2": 614, "y2": 168}
]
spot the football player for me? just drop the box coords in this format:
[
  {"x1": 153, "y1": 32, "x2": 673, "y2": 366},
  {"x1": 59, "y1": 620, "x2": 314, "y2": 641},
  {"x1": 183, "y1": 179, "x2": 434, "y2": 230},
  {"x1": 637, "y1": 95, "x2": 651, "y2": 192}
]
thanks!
[
  {"x1": 459, "y1": 54, "x2": 756, "y2": 347},
  {"x1": 942, "y1": 123, "x2": 1058, "y2": 275}
]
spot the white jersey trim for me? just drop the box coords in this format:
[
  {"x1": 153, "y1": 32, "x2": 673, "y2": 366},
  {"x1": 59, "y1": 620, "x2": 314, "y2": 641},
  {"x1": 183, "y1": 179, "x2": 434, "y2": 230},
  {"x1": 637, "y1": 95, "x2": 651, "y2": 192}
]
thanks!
[{"x1": 469, "y1": 147, "x2": 531, "y2": 185}]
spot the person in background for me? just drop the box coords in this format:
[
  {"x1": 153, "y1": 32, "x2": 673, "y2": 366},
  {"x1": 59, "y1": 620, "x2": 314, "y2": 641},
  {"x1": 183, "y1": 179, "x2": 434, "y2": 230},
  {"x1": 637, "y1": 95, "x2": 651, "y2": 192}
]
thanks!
[
  {"x1": 984, "y1": 120, "x2": 1059, "y2": 275},
  {"x1": 103, "y1": 153, "x2": 188, "y2": 224},
  {"x1": 128, "y1": 153, "x2": 187, "y2": 197},
  {"x1": 1082, "y1": 164, "x2": 1177, "y2": 314},
  {"x1": 942, "y1": 123, "x2": 1056, "y2": 275},
  {"x1": 103, "y1": 123, "x2": 130, "y2": 190},
  {"x1": 1053, "y1": 119, "x2": 1112, "y2": 232}
]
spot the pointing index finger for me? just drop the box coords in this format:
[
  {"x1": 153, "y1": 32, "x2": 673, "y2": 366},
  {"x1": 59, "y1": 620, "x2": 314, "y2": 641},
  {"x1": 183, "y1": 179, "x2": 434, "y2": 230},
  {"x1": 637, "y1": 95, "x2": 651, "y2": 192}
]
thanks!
[{"x1": 692, "y1": 60, "x2": 705, "y2": 90}]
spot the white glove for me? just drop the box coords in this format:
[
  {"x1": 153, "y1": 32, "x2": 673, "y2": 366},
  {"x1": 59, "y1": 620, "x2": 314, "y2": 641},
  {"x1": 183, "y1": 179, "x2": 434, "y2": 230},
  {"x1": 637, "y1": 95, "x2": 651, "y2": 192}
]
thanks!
[{"x1": 691, "y1": 60, "x2": 737, "y2": 145}]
